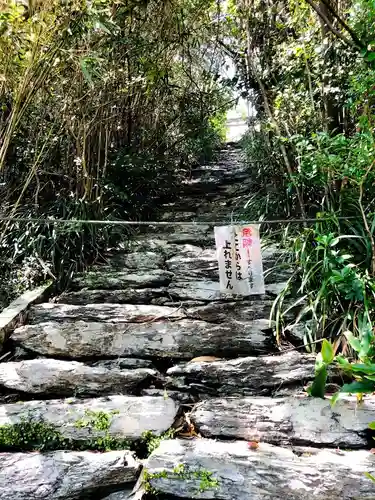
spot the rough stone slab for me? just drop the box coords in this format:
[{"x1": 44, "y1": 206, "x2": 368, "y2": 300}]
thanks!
[
  {"x1": 92, "y1": 358, "x2": 155, "y2": 369},
  {"x1": 167, "y1": 351, "x2": 315, "y2": 396},
  {"x1": 0, "y1": 395, "x2": 178, "y2": 441},
  {"x1": 106, "y1": 251, "x2": 165, "y2": 270},
  {"x1": 266, "y1": 282, "x2": 289, "y2": 296},
  {"x1": 31, "y1": 301, "x2": 274, "y2": 324},
  {"x1": 11, "y1": 319, "x2": 275, "y2": 359},
  {"x1": 186, "y1": 300, "x2": 274, "y2": 322},
  {"x1": 145, "y1": 224, "x2": 214, "y2": 246},
  {"x1": 56, "y1": 288, "x2": 168, "y2": 305},
  {"x1": 0, "y1": 359, "x2": 158, "y2": 396},
  {"x1": 29, "y1": 303, "x2": 186, "y2": 324},
  {"x1": 168, "y1": 279, "x2": 277, "y2": 301},
  {"x1": 159, "y1": 211, "x2": 198, "y2": 222},
  {"x1": 72, "y1": 270, "x2": 173, "y2": 290},
  {"x1": 191, "y1": 396, "x2": 375, "y2": 448},
  {"x1": 0, "y1": 450, "x2": 140, "y2": 500},
  {"x1": 132, "y1": 240, "x2": 203, "y2": 259},
  {"x1": 141, "y1": 388, "x2": 194, "y2": 404},
  {"x1": 166, "y1": 249, "x2": 219, "y2": 280},
  {"x1": 101, "y1": 490, "x2": 134, "y2": 500},
  {"x1": 145, "y1": 438, "x2": 375, "y2": 499},
  {"x1": 0, "y1": 283, "x2": 52, "y2": 351},
  {"x1": 166, "y1": 248, "x2": 289, "y2": 281}
]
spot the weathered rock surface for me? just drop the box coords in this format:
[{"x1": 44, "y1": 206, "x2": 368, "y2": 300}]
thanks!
[
  {"x1": 145, "y1": 438, "x2": 375, "y2": 499},
  {"x1": 0, "y1": 395, "x2": 178, "y2": 441},
  {"x1": 166, "y1": 250, "x2": 219, "y2": 279},
  {"x1": 166, "y1": 247, "x2": 291, "y2": 281},
  {"x1": 167, "y1": 351, "x2": 315, "y2": 396},
  {"x1": 0, "y1": 359, "x2": 158, "y2": 396},
  {"x1": 92, "y1": 358, "x2": 155, "y2": 369},
  {"x1": 168, "y1": 279, "x2": 245, "y2": 301},
  {"x1": 168, "y1": 279, "x2": 283, "y2": 301},
  {"x1": 109, "y1": 251, "x2": 165, "y2": 270},
  {"x1": 56, "y1": 288, "x2": 168, "y2": 305},
  {"x1": 29, "y1": 303, "x2": 186, "y2": 324},
  {"x1": 132, "y1": 240, "x2": 203, "y2": 259},
  {"x1": 186, "y1": 300, "x2": 274, "y2": 322},
  {"x1": 0, "y1": 284, "x2": 52, "y2": 351},
  {"x1": 0, "y1": 450, "x2": 140, "y2": 500},
  {"x1": 72, "y1": 270, "x2": 173, "y2": 290},
  {"x1": 12, "y1": 318, "x2": 275, "y2": 359},
  {"x1": 144, "y1": 224, "x2": 214, "y2": 246},
  {"x1": 101, "y1": 489, "x2": 134, "y2": 500},
  {"x1": 191, "y1": 396, "x2": 375, "y2": 448}
]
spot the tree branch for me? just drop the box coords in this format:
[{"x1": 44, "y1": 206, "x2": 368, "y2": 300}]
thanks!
[
  {"x1": 319, "y1": 0, "x2": 365, "y2": 49},
  {"x1": 304, "y1": 0, "x2": 360, "y2": 49}
]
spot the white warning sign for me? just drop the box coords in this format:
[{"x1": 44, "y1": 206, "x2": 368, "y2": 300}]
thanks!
[{"x1": 214, "y1": 225, "x2": 265, "y2": 296}]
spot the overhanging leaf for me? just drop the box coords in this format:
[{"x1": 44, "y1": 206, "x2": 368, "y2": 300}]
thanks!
[{"x1": 340, "y1": 381, "x2": 374, "y2": 394}]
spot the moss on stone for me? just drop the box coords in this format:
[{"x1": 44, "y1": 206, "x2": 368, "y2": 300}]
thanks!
[
  {"x1": 144, "y1": 463, "x2": 219, "y2": 494},
  {"x1": 139, "y1": 428, "x2": 175, "y2": 456},
  {"x1": 0, "y1": 411, "x2": 130, "y2": 453},
  {"x1": 0, "y1": 418, "x2": 65, "y2": 452}
]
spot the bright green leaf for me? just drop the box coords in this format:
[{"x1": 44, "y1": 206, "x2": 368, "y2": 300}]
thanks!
[
  {"x1": 343, "y1": 331, "x2": 362, "y2": 353},
  {"x1": 321, "y1": 339, "x2": 334, "y2": 364},
  {"x1": 340, "y1": 381, "x2": 374, "y2": 394}
]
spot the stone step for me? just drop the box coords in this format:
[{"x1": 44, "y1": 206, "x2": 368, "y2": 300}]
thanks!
[
  {"x1": 102, "y1": 251, "x2": 165, "y2": 270},
  {"x1": 166, "y1": 351, "x2": 315, "y2": 396},
  {"x1": 71, "y1": 269, "x2": 173, "y2": 290},
  {"x1": 29, "y1": 303, "x2": 186, "y2": 324},
  {"x1": 168, "y1": 279, "x2": 285, "y2": 301},
  {"x1": 145, "y1": 438, "x2": 375, "y2": 499},
  {"x1": 31, "y1": 300, "x2": 275, "y2": 324},
  {"x1": 0, "y1": 359, "x2": 158, "y2": 396},
  {"x1": 0, "y1": 395, "x2": 177, "y2": 444},
  {"x1": 184, "y1": 300, "x2": 274, "y2": 322},
  {"x1": 0, "y1": 450, "x2": 140, "y2": 500},
  {"x1": 101, "y1": 489, "x2": 134, "y2": 500},
  {"x1": 166, "y1": 250, "x2": 292, "y2": 282},
  {"x1": 55, "y1": 287, "x2": 168, "y2": 305},
  {"x1": 131, "y1": 241, "x2": 203, "y2": 259},
  {"x1": 191, "y1": 396, "x2": 375, "y2": 448},
  {"x1": 11, "y1": 318, "x2": 276, "y2": 359},
  {"x1": 134, "y1": 223, "x2": 215, "y2": 247}
]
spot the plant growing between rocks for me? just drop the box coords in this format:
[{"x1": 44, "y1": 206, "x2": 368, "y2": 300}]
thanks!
[{"x1": 143, "y1": 463, "x2": 219, "y2": 495}]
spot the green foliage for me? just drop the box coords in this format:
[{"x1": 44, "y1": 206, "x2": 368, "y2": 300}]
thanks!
[
  {"x1": 139, "y1": 429, "x2": 175, "y2": 457},
  {"x1": 0, "y1": 418, "x2": 66, "y2": 452},
  {"x1": 0, "y1": 412, "x2": 130, "y2": 453},
  {"x1": 273, "y1": 216, "x2": 375, "y2": 347},
  {"x1": 0, "y1": 0, "x2": 231, "y2": 310},
  {"x1": 144, "y1": 463, "x2": 219, "y2": 495},
  {"x1": 308, "y1": 317, "x2": 375, "y2": 400}
]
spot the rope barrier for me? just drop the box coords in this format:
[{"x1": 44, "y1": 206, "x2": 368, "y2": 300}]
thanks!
[{"x1": 0, "y1": 216, "x2": 356, "y2": 226}]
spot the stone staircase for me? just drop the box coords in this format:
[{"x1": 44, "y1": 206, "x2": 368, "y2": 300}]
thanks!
[{"x1": 1, "y1": 145, "x2": 375, "y2": 499}]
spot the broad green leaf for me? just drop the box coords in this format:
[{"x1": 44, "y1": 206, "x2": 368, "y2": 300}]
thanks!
[
  {"x1": 308, "y1": 365, "x2": 327, "y2": 399},
  {"x1": 351, "y1": 363, "x2": 375, "y2": 375},
  {"x1": 340, "y1": 381, "x2": 374, "y2": 394},
  {"x1": 335, "y1": 355, "x2": 350, "y2": 368},
  {"x1": 368, "y1": 421, "x2": 375, "y2": 430},
  {"x1": 343, "y1": 331, "x2": 362, "y2": 353},
  {"x1": 315, "y1": 352, "x2": 324, "y2": 370},
  {"x1": 321, "y1": 339, "x2": 334, "y2": 364}
]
